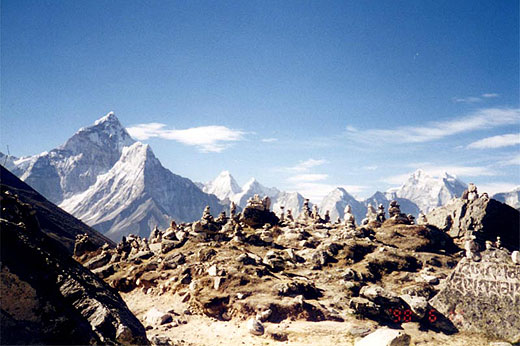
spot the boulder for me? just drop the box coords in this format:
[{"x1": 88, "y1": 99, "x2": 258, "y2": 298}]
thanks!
[
  {"x1": 144, "y1": 308, "x2": 172, "y2": 326},
  {"x1": 246, "y1": 318, "x2": 264, "y2": 336},
  {"x1": 426, "y1": 197, "x2": 519, "y2": 251},
  {"x1": 430, "y1": 253, "x2": 520, "y2": 343},
  {"x1": 240, "y1": 205, "x2": 279, "y2": 229}
]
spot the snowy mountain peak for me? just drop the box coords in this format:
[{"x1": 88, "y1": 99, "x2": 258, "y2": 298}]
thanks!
[
  {"x1": 493, "y1": 187, "x2": 520, "y2": 209},
  {"x1": 63, "y1": 111, "x2": 135, "y2": 153},
  {"x1": 120, "y1": 142, "x2": 153, "y2": 163},
  {"x1": 203, "y1": 170, "x2": 241, "y2": 201},
  {"x1": 94, "y1": 111, "x2": 117, "y2": 125},
  {"x1": 319, "y1": 187, "x2": 365, "y2": 222},
  {"x1": 231, "y1": 177, "x2": 279, "y2": 207},
  {"x1": 391, "y1": 169, "x2": 467, "y2": 213}
]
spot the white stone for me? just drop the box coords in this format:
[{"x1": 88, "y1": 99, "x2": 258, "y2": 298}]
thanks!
[
  {"x1": 355, "y1": 327, "x2": 411, "y2": 346},
  {"x1": 144, "y1": 307, "x2": 172, "y2": 326},
  {"x1": 246, "y1": 318, "x2": 264, "y2": 336},
  {"x1": 420, "y1": 274, "x2": 439, "y2": 285},
  {"x1": 208, "y1": 264, "x2": 218, "y2": 276},
  {"x1": 256, "y1": 309, "x2": 272, "y2": 322},
  {"x1": 400, "y1": 294, "x2": 428, "y2": 318},
  {"x1": 512, "y1": 251, "x2": 520, "y2": 265}
]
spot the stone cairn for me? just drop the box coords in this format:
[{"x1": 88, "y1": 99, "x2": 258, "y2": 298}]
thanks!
[
  {"x1": 376, "y1": 204, "x2": 386, "y2": 223},
  {"x1": 323, "y1": 210, "x2": 331, "y2": 224},
  {"x1": 311, "y1": 205, "x2": 320, "y2": 221},
  {"x1": 286, "y1": 209, "x2": 294, "y2": 222},
  {"x1": 300, "y1": 199, "x2": 312, "y2": 222},
  {"x1": 343, "y1": 205, "x2": 356, "y2": 229},
  {"x1": 388, "y1": 200, "x2": 411, "y2": 223},
  {"x1": 366, "y1": 203, "x2": 377, "y2": 223},
  {"x1": 464, "y1": 233, "x2": 481, "y2": 261},
  {"x1": 417, "y1": 212, "x2": 427, "y2": 225},
  {"x1": 279, "y1": 206, "x2": 285, "y2": 223},
  {"x1": 230, "y1": 201, "x2": 237, "y2": 220}
]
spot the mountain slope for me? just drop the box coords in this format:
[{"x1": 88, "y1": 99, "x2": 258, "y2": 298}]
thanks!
[
  {"x1": 363, "y1": 191, "x2": 420, "y2": 217},
  {"x1": 2, "y1": 112, "x2": 134, "y2": 204},
  {"x1": 390, "y1": 169, "x2": 467, "y2": 213},
  {"x1": 492, "y1": 187, "x2": 520, "y2": 209},
  {"x1": 60, "y1": 142, "x2": 224, "y2": 241},
  {"x1": 272, "y1": 191, "x2": 307, "y2": 217},
  {"x1": 0, "y1": 164, "x2": 113, "y2": 253},
  {"x1": 232, "y1": 178, "x2": 280, "y2": 208},
  {"x1": 319, "y1": 187, "x2": 365, "y2": 222},
  {"x1": 203, "y1": 170, "x2": 241, "y2": 201}
]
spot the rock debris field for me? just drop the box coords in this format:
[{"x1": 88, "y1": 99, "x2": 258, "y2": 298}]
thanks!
[{"x1": 72, "y1": 192, "x2": 520, "y2": 345}]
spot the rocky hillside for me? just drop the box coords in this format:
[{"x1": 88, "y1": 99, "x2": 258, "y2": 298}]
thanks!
[
  {"x1": 73, "y1": 191, "x2": 519, "y2": 345},
  {"x1": 426, "y1": 192, "x2": 520, "y2": 251},
  {"x1": 0, "y1": 187, "x2": 148, "y2": 345},
  {"x1": 0, "y1": 164, "x2": 113, "y2": 253}
]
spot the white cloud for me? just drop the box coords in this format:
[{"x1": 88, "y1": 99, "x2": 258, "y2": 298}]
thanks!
[
  {"x1": 452, "y1": 93, "x2": 499, "y2": 103},
  {"x1": 127, "y1": 123, "x2": 246, "y2": 153},
  {"x1": 357, "y1": 108, "x2": 520, "y2": 144},
  {"x1": 363, "y1": 165, "x2": 378, "y2": 171},
  {"x1": 288, "y1": 158, "x2": 328, "y2": 172},
  {"x1": 287, "y1": 174, "x2": 328, "y2": 183},
  {"x1": 126, "y1": 123, "x2": 166, "y2": 140},
  {"x1": 453, "y1": 96, "x2": 482, "y2": 103},
  {"x1": 476, "y1": 182, "x2": 519, "y2": 196},
  {"x1": 467, "y1": 133, "x2": 520, "y2": 149},
  {"x1": 498, "y1": 154, "x2": 520, "y2": 166},
  {"x1": 261, "y1": 138, "x2": 278, "y2": 143}
]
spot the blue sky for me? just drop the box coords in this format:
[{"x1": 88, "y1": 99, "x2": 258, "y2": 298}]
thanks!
[{"x1": 1, "y1": 0, "x2": 519, "y2": 201}]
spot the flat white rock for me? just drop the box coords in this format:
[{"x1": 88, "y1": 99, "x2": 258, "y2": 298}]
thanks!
[{"x1": 355, "y1": 327, "x2": 411, "y2": 346}]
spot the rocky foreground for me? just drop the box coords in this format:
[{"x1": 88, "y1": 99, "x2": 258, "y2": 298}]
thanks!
[{"x1": 71, "y1": 193, "x2": 519, "y2": 345}]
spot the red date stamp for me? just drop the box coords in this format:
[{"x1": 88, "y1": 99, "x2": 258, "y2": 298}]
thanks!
[{"x1": 388, "y1": 308, "x2": 438, "y2": 323}]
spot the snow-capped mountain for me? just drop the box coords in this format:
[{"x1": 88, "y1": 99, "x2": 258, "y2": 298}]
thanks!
[
  {"x1": 202, "y1": 171, "x2": 306, "y2": 215},
  {"x1": 2, "y1": 112, "x2": 135, "y2": 204},
  {"x1": 390, "y1": 169, "x2": 467, "y2": 213},
  {"x1": 363, "y1": 191, "x2": 420, "y2": 217},
  {"x1": 60, "y1": 142, "x2": 223, "y2": 241},
  {"x1": 272, "y1": 191, "x2": 307, "y2": 217},
  {"x1": 231, "y1": 178, "x2": 280, "y2": 208},
  {"x1": 319, "y1": 187, "x2": 366, "y2": 222},
  {"x1": 493, "y1": 187, "x2": 520, "y2": 209},
  {"x1": 3, "y1": 112, "x2": 224, "y2": 241},
  {"x1": 202, "y1": 170, "x2": 241, "y2": 201}
]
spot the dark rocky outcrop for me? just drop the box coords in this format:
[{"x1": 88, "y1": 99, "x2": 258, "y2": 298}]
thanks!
[
  {"x1": 0, "y1": 165, "x2": 114, "y2": 254},
  {"x1": 240, "y1": 205, "x2": 279, "y2": 228},
  {"x1": 427, "y1": 196, "x2": 520, "y2": 251},
  {"x1": 0, "y1": 188, "x2": 149, "y2": 345}
]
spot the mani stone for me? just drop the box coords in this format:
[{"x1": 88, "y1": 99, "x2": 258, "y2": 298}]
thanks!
[{"x1": 429, "y1": 255, "x2": 520, "y2": 343}]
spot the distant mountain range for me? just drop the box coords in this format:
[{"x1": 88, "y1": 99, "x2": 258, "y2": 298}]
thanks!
[
  {"x1": 492, "y1": 187, "x2": 520, "y2": 210},
  {"x1": 3, "y1": 111, "x2": 517, "y2": 240}
]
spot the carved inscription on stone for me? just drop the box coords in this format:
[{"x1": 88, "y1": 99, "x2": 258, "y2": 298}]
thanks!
[{"x1": 447, "y1": 261, "x2": 520, "y2": 304}]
